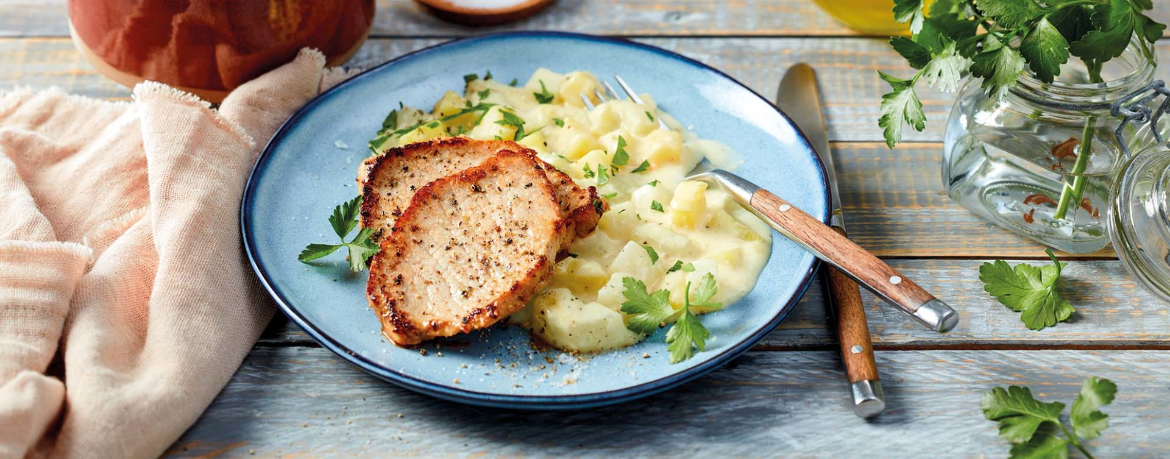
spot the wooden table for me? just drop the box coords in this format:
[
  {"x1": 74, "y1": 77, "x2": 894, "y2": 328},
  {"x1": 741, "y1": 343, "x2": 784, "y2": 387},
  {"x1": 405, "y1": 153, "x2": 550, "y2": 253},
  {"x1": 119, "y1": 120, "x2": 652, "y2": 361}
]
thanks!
[{"x1": 4, "y1": 1, "x2": 1169, "y2": 457}]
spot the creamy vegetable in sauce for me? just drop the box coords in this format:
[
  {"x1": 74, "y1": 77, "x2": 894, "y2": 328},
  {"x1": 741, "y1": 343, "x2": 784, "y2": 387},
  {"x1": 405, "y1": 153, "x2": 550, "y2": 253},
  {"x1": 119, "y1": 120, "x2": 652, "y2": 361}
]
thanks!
[{"x1": 369, "y1": 69, "x2": 772, "y2": 353}]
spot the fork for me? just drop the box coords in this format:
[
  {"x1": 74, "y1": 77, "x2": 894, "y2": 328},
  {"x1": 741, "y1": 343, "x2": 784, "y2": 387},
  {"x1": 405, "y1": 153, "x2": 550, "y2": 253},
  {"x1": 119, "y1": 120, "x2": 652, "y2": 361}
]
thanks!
[{"x1": 585, "y1": 75, "x2": 959, "y2": 333}]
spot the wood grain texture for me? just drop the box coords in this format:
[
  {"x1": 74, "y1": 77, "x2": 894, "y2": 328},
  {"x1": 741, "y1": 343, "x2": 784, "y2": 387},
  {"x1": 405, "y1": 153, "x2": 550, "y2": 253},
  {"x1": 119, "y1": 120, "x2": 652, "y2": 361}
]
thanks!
[
  {"x1": 258, "y1": 258, "x2": 1170, "y2": 349},
  {"x1": 3, "y1": 0, "x2": 1169, "y2": 39},
  {"x1": 3, "y1": 37, "x2": 1168, "y2": 144},
  {"x1": 752, "y1": 189, "x2": 940, "y2": 319},
  {"x1": 163, "y1": 346, "x2": 1170, "y2": 458},
  {"x1": 822, "y1": 229, "x2": 880, "y2": 383}
]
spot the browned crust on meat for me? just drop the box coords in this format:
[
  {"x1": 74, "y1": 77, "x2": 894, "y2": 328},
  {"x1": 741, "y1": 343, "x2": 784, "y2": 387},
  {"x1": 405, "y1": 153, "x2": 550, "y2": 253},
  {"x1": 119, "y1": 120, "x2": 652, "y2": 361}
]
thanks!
[
  {"x1": 358, "y1": 137, "x2": 605, "y2": 244},
  {"x1": 367, "y1": 152, "x2": 565, "y2": 345}
]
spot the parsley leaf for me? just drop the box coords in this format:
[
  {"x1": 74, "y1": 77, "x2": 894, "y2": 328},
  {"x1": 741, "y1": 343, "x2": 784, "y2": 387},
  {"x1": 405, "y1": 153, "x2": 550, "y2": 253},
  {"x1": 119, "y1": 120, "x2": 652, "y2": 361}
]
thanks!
[
  {"x1": 381, "y1": 109, "x2": 399, "y2": 130},
  {"x1": 533, "y1": 80, "x2": 555, "y2": 104},
  {"x1": 553, "y1": 118, "x2": 564, "y2": 127},
  {"x1": 645, "y1": 111, "x2": 655, "y2": 122},
  {"x1": 983, "y1": 377, "x2": 1117, "y2": 459},
  {"x1": 975, "y1": 0, "x2": 1042, "y2": 29},
  {"x1": 612, "y1": 135, "x2": 630, "y2": 167},
  {"x1": 969, "y1": 40, "x2": 1026, "y2": 101},
  {"x1": 666, "y1": 274, "x2": 721, "y2": 363},
  {"x1": 920, "y1": 40, "x2": 969, "y2": 93},
  {"x1": 582, "y1": 163, "x2": 595, "y2": 179},
  {"x1": 299, "y1": 196, "x2": 381, "y2": 272},
  {"x1": 632, "y1": 160, "x2": 651, "y2": 173},
  {"x1": 650, "y1": 200, "x2": 664, "y2": 212},
  {"x1": 477, "y1": 88, "x2": 491, "y2": 100},
  {"x1": 647, "y1": 179, "x2": 659, "y2": 187},
  {"x1": 890, "y1": 36, "x2": 931, "y2": 69},
  {"x1": 982, "y1": 385, "x2": 1066, "y2": 444},
  {"x1": 1020, "y1": 17, "x2": 1071, "y2": 84},
  {"x1": 892, "y1": 0, "x2": 925, "y2": 33},
  {"x1": 1071, "y1": 376, "x2": 1117, "y2": 440},
  {"x1": 495, "y1": 110, "x2": 539, "y2": 141},
  {"x1": 979, "y1": 249, "x2": 1074, "y2": 330},
  {"x1": 596, "y1": 164, "x2": 610, "y2": 185},
  {"x1": 509, "y1": 78, "x2": 519, "y2": 86},
  {"x1": 619, "y1": 277, "x2": 674, "y2": 334},
  {"x1": 878, "y1": 71, "x2": 926, "y2": 148},
  {"x1": 666, "y1": 260, "x2": 685, "y2": 273},
  {"x1": 463, "y1": 73, "x2": 478, "y2": 84},
  {"x1": 642, "y1": 245, "x2": 659, "y2": 264}
]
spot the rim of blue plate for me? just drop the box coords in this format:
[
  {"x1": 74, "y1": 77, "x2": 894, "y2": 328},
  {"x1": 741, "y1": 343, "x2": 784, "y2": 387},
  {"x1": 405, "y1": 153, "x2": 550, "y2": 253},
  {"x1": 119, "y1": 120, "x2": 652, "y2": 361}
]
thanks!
[{"x1": 241, "y1": 31, "x2": 831, "y2": 410}]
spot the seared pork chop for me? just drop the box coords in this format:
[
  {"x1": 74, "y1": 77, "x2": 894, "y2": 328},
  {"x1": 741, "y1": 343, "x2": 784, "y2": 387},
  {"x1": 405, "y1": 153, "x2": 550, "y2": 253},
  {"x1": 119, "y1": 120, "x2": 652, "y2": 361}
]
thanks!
[
  {"x1": 367, "y1": 151, "x2": 569, "y2": 345},
  {"x1": 358, "y1": 137, "x2": 605, "y2": 245}
]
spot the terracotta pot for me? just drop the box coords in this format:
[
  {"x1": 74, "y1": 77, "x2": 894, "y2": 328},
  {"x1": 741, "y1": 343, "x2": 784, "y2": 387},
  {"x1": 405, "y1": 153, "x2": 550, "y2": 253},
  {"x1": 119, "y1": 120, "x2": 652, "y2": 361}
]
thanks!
[{"x1": 69, "y1": 0, "x2": 375, "y2": 102}]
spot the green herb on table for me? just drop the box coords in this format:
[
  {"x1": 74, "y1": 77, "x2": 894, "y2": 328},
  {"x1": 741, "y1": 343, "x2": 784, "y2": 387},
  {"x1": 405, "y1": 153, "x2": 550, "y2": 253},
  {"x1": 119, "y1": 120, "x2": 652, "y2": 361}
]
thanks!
[
  {"x1": 882, "y1": 0, "x2": 1164, "y2": 219},
  {"x1": 298, "y1": 196, "x2": 380, "y2": 272},
  {"x1": 979, "y1": 249, "x2": 1073, "y2": 331},
  {"x1": 982, "y1": 376, "x2": 1116, "y2": 459},
  {"x1": 620, "y1": 273, "x2": 725, "y2": 363},
  {"x1": 534, "y1": 80, "x2": 555, "y2": 104}
]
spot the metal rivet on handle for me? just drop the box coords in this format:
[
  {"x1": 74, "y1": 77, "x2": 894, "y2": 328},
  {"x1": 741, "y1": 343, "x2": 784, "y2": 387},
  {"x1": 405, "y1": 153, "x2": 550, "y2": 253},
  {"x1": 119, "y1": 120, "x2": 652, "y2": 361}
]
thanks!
[
  {"x1": 779, "y1": 204, "x2": 791, "y2": 212},
  {"x1": 850, "y1": 345, "x2": 863, "y2": 354},
  {"x1": 889, "y1": 276, "x2": 902, "y2": 285}
]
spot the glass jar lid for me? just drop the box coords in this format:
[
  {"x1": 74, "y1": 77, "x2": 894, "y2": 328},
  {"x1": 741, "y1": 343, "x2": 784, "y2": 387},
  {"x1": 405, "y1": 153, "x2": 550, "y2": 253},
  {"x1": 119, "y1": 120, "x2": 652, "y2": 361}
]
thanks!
[{"x1": 1110, "y1": 143, "x2": 1170, "y2": 301}]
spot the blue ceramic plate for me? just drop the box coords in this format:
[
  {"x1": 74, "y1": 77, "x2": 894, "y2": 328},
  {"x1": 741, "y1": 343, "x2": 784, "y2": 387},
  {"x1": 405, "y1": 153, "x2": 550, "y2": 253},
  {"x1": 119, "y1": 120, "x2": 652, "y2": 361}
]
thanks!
[{"x1": 242, "y1": 32, "x2": 828, "y2": 409}]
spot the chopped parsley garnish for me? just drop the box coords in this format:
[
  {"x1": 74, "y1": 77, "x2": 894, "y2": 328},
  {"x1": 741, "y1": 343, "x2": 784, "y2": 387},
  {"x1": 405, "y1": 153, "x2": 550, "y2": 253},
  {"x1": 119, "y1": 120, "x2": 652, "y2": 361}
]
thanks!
[
  {"x1": 484, "y1": 70, "x2": 493, "y2": 80},
  {"x1": 463, "y1": 73, "x2": 478, "y2": 84},
  {"x1": 645, "y1": 111, "x2": 655, "y2": 122},
  {"x1": 534, "y1": 80, "x2": 555, "y2": 104},
  {"x1": 612, "y1": 135, "x2": 630, "y2": 167},
  {"x1": 642, "y1": 245, "x2": 659, "y2": 264},
  {"x1": 386, "y1": 103, "x2": 495, "y2": 138},
  {"x1": 509, "y1": 78, "x2": 519, "y2": 86},
  {"x1": 582, "y1": 163, "x2": 595, "y2": 179},
  {"x1": 596, "y1": 164, "x2": 610, "y2": 185},
  {"x1": 666, "y1": 260, "x2": 695, "y2": 273},
  {"x1": 298, "y1": 196, "x2": 380, "y2": 272},
  {"x1": 648, "y1": 179, "x2": 660, "y2": 187},
  {"x1": 602, "y1": 191, "x2": 618, "y2": 200},
  {"x1": 650, "y1": 200, "x2": 664, "y2": 212},
  {"x1": 426, "y1": 121, "x2": 440, "y2": 129},
  {"x1": 477, "y1": 89, "x2": 491, "y2": 99},
  {"x1": 553, "y1": 118, "x2": 565, "y2": 127},
  {"x1": 632, "y1": 160, "x2": 651, "y2": 173},
  {"x1": 495, "y1": 110, "x2": 540, "y2": 141},
  {"x1": 382, "y1": 109, "x2": 399, "y2": 129}
]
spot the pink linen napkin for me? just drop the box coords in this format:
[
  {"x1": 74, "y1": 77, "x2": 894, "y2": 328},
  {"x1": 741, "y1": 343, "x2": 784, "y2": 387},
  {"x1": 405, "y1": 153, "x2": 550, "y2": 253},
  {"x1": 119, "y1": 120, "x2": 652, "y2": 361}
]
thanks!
[{"x1": 0, "y1": 48, "x2": 356, "y2": 459}]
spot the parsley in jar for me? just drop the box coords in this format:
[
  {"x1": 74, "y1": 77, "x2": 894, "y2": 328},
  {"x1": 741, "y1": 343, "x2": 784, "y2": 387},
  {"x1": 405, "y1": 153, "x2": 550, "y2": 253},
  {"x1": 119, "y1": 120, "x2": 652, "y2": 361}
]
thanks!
[{"x1": 369, "y1": 69, "x2": 771, "y2": 355}]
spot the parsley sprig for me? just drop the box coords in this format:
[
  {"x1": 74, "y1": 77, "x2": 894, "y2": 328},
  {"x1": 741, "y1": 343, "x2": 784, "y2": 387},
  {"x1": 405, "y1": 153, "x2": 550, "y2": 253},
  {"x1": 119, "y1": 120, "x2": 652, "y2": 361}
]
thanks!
[
  {"x1": 298, "y1": 196, "x2": 380, "y2": 272},
  {"x1": 620, "y1": 273, "x2": 725, "y2": 363},
  {"x1": 881, "y1": 0, "x2": 1165, "y2": 148},
  {"x1": 979, "y1": 249, "x2": 1073, "y2": 330},
  {"x1": 982, "y1": 377, "x2": 1116, "y2": 459},
  {"x1": 533, "y1": 80, "x2": 555, "y2": 104}
]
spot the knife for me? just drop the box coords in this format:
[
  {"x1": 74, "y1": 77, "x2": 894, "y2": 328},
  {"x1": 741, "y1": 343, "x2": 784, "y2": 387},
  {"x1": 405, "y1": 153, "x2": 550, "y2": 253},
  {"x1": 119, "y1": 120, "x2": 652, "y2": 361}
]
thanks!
[{"x1": 777, "y1": 63, "x2": 885, "y2": 418}]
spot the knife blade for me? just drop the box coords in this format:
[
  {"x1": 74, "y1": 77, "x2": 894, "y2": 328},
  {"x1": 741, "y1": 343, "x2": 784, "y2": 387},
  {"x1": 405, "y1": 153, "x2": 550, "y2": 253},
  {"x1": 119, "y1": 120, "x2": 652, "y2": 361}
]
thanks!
[{"x1": 777, "y1": 63, "x2": 885, "y2": 418}]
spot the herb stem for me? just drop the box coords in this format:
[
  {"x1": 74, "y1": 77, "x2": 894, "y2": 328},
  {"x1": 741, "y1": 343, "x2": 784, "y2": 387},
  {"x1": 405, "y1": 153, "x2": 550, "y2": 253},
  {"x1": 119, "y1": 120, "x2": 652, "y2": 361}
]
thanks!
[
  {"x1": 1056, "y1": 422, "x2": 1096, "y2": 459},
  {"x1": 1052, "y1": 66, "x2": 1104, "y2": 221}
]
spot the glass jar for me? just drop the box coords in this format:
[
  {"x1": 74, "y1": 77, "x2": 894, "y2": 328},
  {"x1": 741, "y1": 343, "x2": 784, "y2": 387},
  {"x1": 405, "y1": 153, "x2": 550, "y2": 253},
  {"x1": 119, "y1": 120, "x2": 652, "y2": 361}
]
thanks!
[
  {"x1": 68, "y1": 0, "x2": 375, "y2": 102},
  {"x1": 942, "y1": 38, "x2": 1157, "y2": 253},
  {"x1": 1110, "y1": 143, "x2": 1170, "y2": 301}
]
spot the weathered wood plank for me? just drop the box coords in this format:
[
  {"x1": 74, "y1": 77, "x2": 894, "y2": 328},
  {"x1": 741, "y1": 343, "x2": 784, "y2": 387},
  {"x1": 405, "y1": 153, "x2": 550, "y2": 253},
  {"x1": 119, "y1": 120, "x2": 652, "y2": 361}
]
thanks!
[
  {"x1": 259, "y1": 258, "x2": 1170, "y2": 350},
  {"x1": 4, "y1": 0, "x2": 1169, "y2": 39},
  {"x1": 4, "y1": 37, "x2": 1169, "y2": 144},
  {"x1": 164, "y1": 346, "x2": 1170, "y2": 458}
]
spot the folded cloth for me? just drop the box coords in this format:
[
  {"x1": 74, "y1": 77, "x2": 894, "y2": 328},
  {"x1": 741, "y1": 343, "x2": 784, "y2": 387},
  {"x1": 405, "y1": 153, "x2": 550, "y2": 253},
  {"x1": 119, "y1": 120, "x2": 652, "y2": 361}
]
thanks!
[{"x1": 0, "y1": 48, "x2": 356, "y2": 459}]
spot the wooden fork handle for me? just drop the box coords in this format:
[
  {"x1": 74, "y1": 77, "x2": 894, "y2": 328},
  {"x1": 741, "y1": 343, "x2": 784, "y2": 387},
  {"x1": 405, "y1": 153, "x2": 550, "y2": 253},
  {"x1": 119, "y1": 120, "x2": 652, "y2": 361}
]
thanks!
[{"x1": 749, "y1": 189, "x2": 958, "y2": 333}]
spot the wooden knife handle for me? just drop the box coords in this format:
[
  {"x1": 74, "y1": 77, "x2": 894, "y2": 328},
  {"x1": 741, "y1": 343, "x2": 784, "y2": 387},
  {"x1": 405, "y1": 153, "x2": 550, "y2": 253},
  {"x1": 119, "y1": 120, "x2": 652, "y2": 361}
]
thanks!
[
  {"x1": 749, "y1": 189, "x2": 957, "y2": 332},
  {"x1": 824, "y1": 226, "x2": 879, "y2": 384}
]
